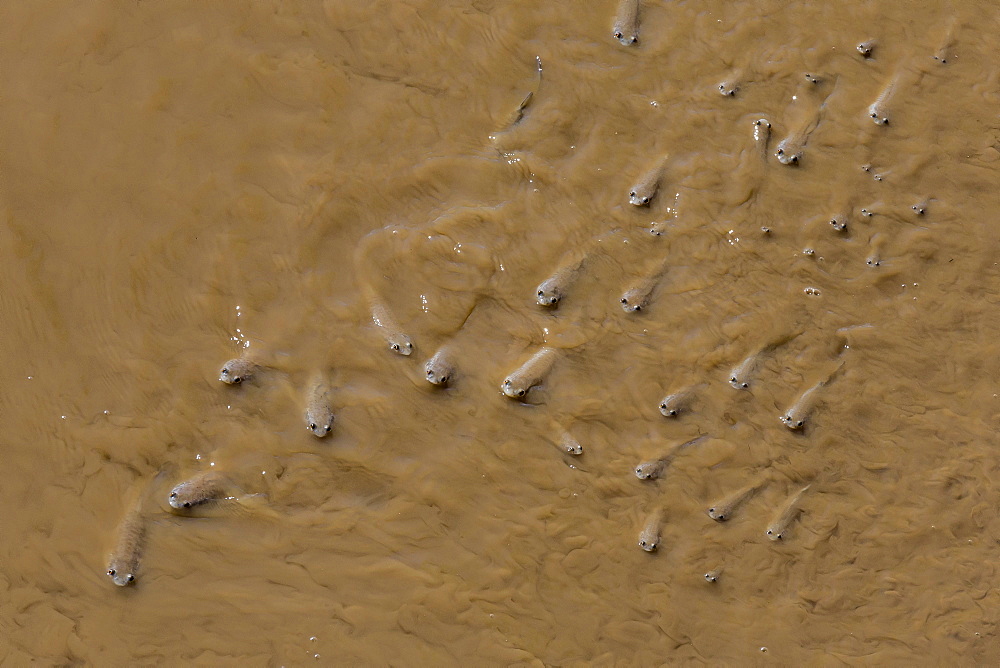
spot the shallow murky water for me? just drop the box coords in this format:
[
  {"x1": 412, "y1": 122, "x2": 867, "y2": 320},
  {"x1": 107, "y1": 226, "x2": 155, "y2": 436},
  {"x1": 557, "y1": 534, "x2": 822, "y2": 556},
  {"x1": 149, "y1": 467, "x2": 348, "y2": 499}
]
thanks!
[{"x1": 4, "y1": 0, "x2": 1000, "y2": 664}]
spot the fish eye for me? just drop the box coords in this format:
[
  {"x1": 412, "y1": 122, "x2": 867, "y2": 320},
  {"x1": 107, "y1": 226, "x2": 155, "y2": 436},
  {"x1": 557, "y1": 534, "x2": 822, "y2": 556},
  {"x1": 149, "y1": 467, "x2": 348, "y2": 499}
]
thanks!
[
  {"x1": 222, "y1": 367, "x2": 229, "y2": 375},
  {"x1": 537, "y1": 290, "x2": 544, "y2": 297},
  {"x1": 630, "y1": 190, "x2": 637, "y2": 197},
  {"x1": 614, "y1": 31, "x2": 622, "y2": 39},
  {"x1": 126, "y1": 574, "x2": 134, "y2": 582},
  {"x1": 730, "y1": 376, "x2": 737, "y2": 382},
  {"x1": 641, "y1": 197, "x2": 649, "y2": 204},
  {"x1": 795, "y1": 421, "x2": 803, "y2": 427},
  {"x1": 108, "y1": 568, "x2": 116, "y2": 576},
  {"x1": 620, "y1": 298, "x2": 628, "y2": 304},
  {"x1": 405, "y1": 342, "x2": 413, "y2": 350},
  {"x1": 776, "y1": 148, "x2": 784, "y2": 155},
  {"x1": 440, "y1": 376, "x2": 450, "y2": 384},
  {"x1": 325, "y1": 425, "x2": 331, "y2": 432},
  {"x1": 183, "y1": 502, "x2": 191, "y2": 508},
  {"x1": 659, "y1": 403, "x2": 667, "y2": 410},
  {"x1": 309, "y1": 423, "x2": 317, "y2": 430},
  {"x1": 766, "y1": 529, "x2": 774, "y2": 536},
  {"x1": 517, "y1": 390, "x2": 525, "y2": 397},
  {"x1": 741, "y1": 382, "x2": 749, "y2": 389},
  {"x1": 233, "y1": 376, "x2": 242, "y2": 384},
  {"x1": 639, "y1": 540, "x2": 647, "y2": 547},
  {"x1": 391, "y1": 343, "x2": 400, "y2": 351}
]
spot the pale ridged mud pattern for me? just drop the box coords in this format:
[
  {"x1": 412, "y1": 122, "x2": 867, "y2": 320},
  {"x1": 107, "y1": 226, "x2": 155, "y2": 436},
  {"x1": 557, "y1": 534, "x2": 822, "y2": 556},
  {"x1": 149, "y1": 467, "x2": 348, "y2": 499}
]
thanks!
[{"x1": 3, "y1": 0, "x2": 1000, "y2": 665}]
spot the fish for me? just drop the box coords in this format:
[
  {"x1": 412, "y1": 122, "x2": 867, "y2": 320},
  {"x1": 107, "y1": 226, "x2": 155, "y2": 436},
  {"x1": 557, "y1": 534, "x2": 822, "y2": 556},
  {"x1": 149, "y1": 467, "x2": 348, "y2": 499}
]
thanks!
[
  {"x1": 106, "y1": 502, "x2": 144, "y2": 587},
  {"x1": 536, "y1": 250, "x2": 588, "y2": 307},
  {"x1": 634, "y1": 435, "x2": 707, "y2": 480},
  {"x1": 424, "y1": 344, "x2": 456, "y2": 386},
  {"x1": 500, "y1": 346, "x2": 559, "y2": 399},
  {"x1": 718, "y1": 75, "x2": 740, "y2": 97},
  {"x1": 353, "y1": 227, "x2": 415, "y2": 356},
  {"x1": 368, "y1": 293, "x2": 413, "y2": 356},
  {"x1": 612, "y1": 0, "x2": 640, "y2": 46},
  {"x1": 168, "y1": 470, "x2": 233, "y2": 510},
  {"x1": 638, "y1": 508, "x2": 662, "y2": 552},
  {"x1": 728, "y1": 332, "x2": 801, "y2": 390},
  {"x1": 857, "y1": 40, "x2": 876, "y2": 58},
  {"x1": 707, "y1": 476, "x2": 770, "y2": 522},
  {"x1": 774, "y1": 93, "x2": 827, "y2": 166},
  {"x1": 305, "y1": 377, "x2": 335, "y2": 437},
  {"x1": 704, "y1": 569, "x2": 721, "y2": 583},
  {"x1": 219, "y1": 357, "x2": 257, "y2": 385},
  {"x1": 765, "y1": 484, "x2": 811, "y2": 541},
  {"x1": 868, "y1": 72, "x2": 901, "y2": 126},
  {"x1": 628, "y1": 155, "x2": 669, "y2": 207},
  {"x1": 658, "y1": 384, "x2": 700, "y2": 418},
  {"x1": 866, "y1": 233, "x2": 886, "y2": 267},
  {"x1": 107, "y1": 470, "x2": 167, "y2": 587},
  {"x1": 826, "y1": 203, "x2": 853, "y2": 232},
  {"x1": 557, "y1": 429, "x2": 584, "y2": 456},
  {"x1": 620, "y1": 256, "x2": 669, "y2": 313},
  {"x1": 774, "y1": 114, "x2": 820, "y2": 165},
  {"x1": 779, "y1": 363, "x2": 844, "y2": 430},
  {"x1": 933, "y1": 20, "x2": 958, "y2": 63}
]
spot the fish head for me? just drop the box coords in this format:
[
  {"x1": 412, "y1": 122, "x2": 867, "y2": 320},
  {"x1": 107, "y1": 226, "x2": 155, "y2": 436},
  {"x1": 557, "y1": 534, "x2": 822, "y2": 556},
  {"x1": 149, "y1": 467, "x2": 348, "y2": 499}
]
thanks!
[
  {"x1": 219, "y1": 360, "x2": 245, "y2": 384},
  {"x1": 388, "y1": 335, "x2": 413, "y2": 356},
  {"x1": 106, "y1": 565, "x2": 136, "y2": 587}
]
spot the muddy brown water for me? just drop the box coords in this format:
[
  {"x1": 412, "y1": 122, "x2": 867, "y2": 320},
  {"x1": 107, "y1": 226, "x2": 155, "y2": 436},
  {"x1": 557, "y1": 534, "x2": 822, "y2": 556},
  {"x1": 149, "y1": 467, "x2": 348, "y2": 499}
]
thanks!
[{"x1": 3, "y1": 0, "x2": 1000, "y2": 664}]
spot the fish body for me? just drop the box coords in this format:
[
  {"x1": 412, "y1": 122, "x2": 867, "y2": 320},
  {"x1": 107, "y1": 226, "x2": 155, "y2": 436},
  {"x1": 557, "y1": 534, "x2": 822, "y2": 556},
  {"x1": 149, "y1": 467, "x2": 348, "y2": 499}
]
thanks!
[
  {"x1": 305, "y1": 379, "x2": 335, "y2": 437},
  {"x1": 424, "y1": 345, "x2": 456, "y2": 386},
  {"x1": 168, "y1": 471, "x2": 233, "y2": 510},
  {"x1": 612, "y1": 0, "x2": 640, "y2": 46},
  {"x1": 634, "y1": 435, "x2": 707, "y2": 480},
  {"x1": 638, "y1": 509, "x2": 662, "y2": 552},
  {"x1": 370, "y1": 297, "x2": 413, "y2": 356},
  {"x1": 629, "y1": 156, "x2": 669, "y2": 206},
  {"x1": 558, "y1": 430, "x2": 584, "y2": 456},
  {"x1": 107, "y1": 505, "x2": 144, "y2": 587},
  {"x1": 766, "y1": 484, "x2": 811, "y2": 540},
  {"x1": 658, "y1": 385, "x2": 698, "y2": 417},
  {"x1": 707, "y1": 477, "x2": 769, "y2": 521},
  {"x1": 620, "y1": 256, "x2": 669, "y2": 312},
  {"x1": 728, "y1": 332, "x2": 801, "y2": 390},
  {"x1": 868, "y1": 73, "x2": 901, "y2": 126},
  {"x1": 780, "y1": 363, "x2": 844, "y2": 430},
  {"x1": 536, "y1": 251, "x2": 587, "y2": 307},
  {"x1": 219, "y1": 357, "x2": 257, "y2": 385},
  {"x1": 107, "y1": 470, "x2": 168, "y2": 587},
  {"x1": 501, "y1": 347, "x2": 558, "y2": 399}
]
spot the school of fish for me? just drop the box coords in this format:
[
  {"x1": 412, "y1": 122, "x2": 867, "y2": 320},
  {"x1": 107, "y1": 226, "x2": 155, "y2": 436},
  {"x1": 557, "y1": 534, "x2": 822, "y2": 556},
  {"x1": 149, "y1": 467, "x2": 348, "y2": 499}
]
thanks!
[{"x1": 105, "y1": 0, "x2": 946, "y2": 592}]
